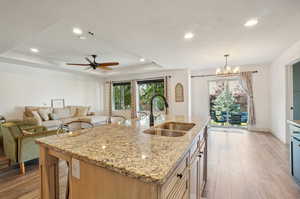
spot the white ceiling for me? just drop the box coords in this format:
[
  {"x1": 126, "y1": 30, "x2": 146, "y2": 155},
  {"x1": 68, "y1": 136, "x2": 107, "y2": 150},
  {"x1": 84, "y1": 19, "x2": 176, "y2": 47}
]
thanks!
[{"x1": 1, "y1": 0, "x2": 300, "y2": 76}]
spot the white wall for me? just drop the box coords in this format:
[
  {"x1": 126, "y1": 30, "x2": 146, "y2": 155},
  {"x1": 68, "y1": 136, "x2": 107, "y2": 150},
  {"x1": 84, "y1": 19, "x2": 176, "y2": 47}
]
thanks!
[
  {"x1": 270, "y1": 40, "x2": 300, "y2": 143},
  {"x1": 0, "y1": 62, "x2": 104, "y2": 119},
  {"x1": 191, "y1": 64, "x2": 271, "y2": 132},
  {"x1": 105, "y1": 69, "x2": 191, "y2": 118}
]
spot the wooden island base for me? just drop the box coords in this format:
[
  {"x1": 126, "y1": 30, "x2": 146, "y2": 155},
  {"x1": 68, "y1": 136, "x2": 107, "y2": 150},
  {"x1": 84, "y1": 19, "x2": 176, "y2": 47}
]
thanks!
[
  {"x1": 39, "y1": 126, "x2": 207, "y2": 199},
  {"x1": 38, "y1": 117, "x2": 208, "y2": 199}
]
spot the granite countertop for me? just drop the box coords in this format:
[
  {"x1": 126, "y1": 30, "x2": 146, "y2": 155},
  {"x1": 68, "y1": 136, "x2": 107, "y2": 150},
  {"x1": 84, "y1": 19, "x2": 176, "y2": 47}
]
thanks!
[
  {"x1": 288, "y1": 120, "x2": 300, "y2": 128},
  {"x1": 36, "y1": 115, "x2": 208, "y2": 184}
]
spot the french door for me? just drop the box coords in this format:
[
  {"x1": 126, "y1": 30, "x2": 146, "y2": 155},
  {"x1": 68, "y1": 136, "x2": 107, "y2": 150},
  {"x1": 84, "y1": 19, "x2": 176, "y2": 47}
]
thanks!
[{"x1": 208, "y1": 78, "x2": 248, "y2": 128}]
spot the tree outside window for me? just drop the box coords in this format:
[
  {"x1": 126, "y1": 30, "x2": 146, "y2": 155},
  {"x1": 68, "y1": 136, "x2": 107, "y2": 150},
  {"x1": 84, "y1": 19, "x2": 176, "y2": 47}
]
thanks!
[
  {"x1": 138, "y1": 79, "x2": 164, "y2": 112},
  {"x1": 113, "y1": 82, "x2": 131, "y2": 110}
]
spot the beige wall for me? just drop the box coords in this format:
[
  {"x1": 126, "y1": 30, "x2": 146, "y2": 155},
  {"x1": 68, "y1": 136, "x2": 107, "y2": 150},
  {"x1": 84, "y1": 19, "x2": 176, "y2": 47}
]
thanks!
[
  {"x1": 0, "y1": 62, "x2": 104, "y2": 119},
  {"x1": 269, "y1": 40, "x2": 300, "y2": 143}
]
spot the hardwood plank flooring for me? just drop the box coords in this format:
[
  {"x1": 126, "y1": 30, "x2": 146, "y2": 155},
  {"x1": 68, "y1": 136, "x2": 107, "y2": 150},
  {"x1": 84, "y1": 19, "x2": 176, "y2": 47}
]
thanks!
[
  {"x1": 0, "y1": 129, "x2": 300, "y2": 199},
  {"x1": 206, "y1": 129, "x2": 300, "y2": 199}
]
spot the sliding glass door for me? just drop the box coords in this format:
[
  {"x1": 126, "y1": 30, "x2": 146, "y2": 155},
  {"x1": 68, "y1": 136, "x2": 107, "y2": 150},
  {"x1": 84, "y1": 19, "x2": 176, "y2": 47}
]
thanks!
[
  {"x1": 209, "y1": 79, "x2": 248, "y2": 128},
  {"x1": 137, "y1": 79, "x2": 165, "y2": 114}
]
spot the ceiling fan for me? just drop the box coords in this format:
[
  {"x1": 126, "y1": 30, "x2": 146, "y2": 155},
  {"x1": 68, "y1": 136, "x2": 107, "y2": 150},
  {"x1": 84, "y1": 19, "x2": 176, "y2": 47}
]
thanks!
[{"x1": 66, "y1": 55, "x2": 119, "y2": 71}]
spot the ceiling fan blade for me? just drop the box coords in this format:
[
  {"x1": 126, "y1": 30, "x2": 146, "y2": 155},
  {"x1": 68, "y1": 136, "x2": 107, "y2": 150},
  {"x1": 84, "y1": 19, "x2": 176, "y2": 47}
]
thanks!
[
  {"x1": 66, "y1": 63, "x2": 91, "y2": 66},
  {"x1": 97, "y1": 66, "x2": 113, "y2": 70},
  {"x1": 85, "y1": 57, "x2": 93, "y2": 64},
  {"x1": 97, "y1": 62, "x2": 119, "y2": 67}
]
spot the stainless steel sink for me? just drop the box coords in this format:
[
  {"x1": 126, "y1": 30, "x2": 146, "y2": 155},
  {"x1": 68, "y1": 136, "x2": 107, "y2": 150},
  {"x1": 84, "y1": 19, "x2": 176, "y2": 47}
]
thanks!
[
  {"x1": 143, "y1": 128, "x2": 186, "y2": 137},
  {"x1": 155, "y1": 122, "x2": 195, "y2": 131}
]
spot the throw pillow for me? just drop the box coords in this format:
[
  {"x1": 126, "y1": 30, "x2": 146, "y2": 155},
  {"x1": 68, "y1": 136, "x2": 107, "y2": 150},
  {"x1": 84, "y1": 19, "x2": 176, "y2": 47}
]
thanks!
[
  {"x1": 76, "y1": 106, "x2": 90, "y2": 117},
  {"x1": 38, "y1": 109, "x2": 51, "y2": 121},
  {"x1": 49, "y1": 113, "x2": 58, "y2": 120},
  {"x1": 67, "y1": 106, "x2": 77, "y2": 117},
  {"x1": 31, "y1": 111, "x2": 43, "y2": 125},
  {"x1": 50, "y1": 109, "x2": 71, "y2": 120}
]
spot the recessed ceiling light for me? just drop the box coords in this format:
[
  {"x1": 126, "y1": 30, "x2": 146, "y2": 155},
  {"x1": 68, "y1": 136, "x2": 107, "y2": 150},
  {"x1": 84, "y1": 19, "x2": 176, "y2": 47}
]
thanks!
[
  {"x1": 79, "y1": 36, "x2": 86, "y2": 40},
  {"x1": 184, "y1": 32, "x2": 194, "y2": 40},
  {"x1": 244, "y1": 19, "x2": 258, "y2": 27},
  {"x1": 30, "y1": 48, "x2": 39, "y2": 53},
  {"x1": 139, "y1": 58, "x2": 145, "y2": 62},
  {"x1": 73, "y1": 27, "x2": 83, "y2": 35}
]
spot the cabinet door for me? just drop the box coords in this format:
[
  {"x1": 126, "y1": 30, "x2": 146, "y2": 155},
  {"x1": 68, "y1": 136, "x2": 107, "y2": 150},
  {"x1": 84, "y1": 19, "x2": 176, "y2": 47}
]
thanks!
[
  {"x1": 198, "y1": 150, "x2": 204, "y2": 198},
  {"x1": 198, "y1": 139, "x2": 207, "y2": 198},
  {"x1": 190, "y1": 157, "x2": 199, "y2": 199},
  {"x1": 292, "y1": 137, "x2": 300, "y2": 182}
]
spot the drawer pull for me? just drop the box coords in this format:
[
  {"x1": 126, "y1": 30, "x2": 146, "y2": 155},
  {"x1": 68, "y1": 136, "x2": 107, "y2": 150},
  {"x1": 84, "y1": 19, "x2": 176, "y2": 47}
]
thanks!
[
  {"x1": 198, "y1": 154, "x2": 202, "y2": 158},
  {"x1": 177, "y1": 173, "x2": 183, "y2": 179}
]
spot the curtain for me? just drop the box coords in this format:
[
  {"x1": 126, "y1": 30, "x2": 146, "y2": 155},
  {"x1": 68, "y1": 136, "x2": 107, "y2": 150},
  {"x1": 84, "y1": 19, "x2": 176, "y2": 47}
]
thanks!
[
  {"x1": 130, "y1": 80, "x2": 137, "y2": 119},
  {"x1": 239, "y1": 72, "x2": 256, "y2": 126},
  {"x1": 164, "y1": 76, "x2": 170, "y2": 114},
  {"x1": 104, "y1": 81, "x2": 113, "y2": 123}
]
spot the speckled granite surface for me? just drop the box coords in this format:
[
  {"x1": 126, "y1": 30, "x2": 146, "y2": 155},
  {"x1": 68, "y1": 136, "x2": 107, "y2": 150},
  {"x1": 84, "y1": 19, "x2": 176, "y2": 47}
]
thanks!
[{"x1": 36, "y1": 115, "x2": 208, "y2": 184}]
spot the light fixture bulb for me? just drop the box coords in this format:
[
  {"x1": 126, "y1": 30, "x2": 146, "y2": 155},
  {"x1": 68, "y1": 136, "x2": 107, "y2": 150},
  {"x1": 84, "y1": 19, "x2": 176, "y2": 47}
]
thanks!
[
  {"x1": 139, "y1": 58, "x2": 145, "y2": 62},
  {"x1": 226, "y1": 66, "x2": 232, "y2": 73},
  {"x1": 30, "y1": 48, "x2": 39, "y2": 53},
  {"x1": 184, "y1": 32, "x2": 194, "y2": 40},
  {"x1": 233, "y1": 67, "x2": 240, "y2": 73},
  {"x1": 216, "y1": 68, "x2": 221, "y2": 74},
  {"x1": 73, "y1": 27, "x2": 83, "y2": 35},
  {"x1": 244, "y1": 19, "x2": 258, "y2": 27}
]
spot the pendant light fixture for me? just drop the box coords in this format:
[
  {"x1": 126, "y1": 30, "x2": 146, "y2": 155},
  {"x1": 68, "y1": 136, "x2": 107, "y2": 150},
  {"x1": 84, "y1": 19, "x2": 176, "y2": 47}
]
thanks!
[{"x1": 216, "y1": 54, "x2": 240, "y2": 76}]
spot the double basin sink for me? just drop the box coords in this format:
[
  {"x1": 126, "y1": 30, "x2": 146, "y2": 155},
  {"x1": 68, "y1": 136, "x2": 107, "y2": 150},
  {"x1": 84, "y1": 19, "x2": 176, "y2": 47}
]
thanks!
[{"x1": 143, "y1": 122, "x2": 195, "y2": 137}]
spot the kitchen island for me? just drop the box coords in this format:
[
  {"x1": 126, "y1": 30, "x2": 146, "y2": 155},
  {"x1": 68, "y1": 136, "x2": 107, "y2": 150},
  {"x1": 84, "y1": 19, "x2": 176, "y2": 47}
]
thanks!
[{"x1": 36, "y1": 115, "x2": 209, "y2": 199}]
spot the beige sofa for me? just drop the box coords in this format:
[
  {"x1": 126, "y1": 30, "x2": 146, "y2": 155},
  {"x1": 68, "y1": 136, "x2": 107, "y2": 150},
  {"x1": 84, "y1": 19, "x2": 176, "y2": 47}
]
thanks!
[{"x1": 23, "y1": 106, "x2": 108, "y2": 130}]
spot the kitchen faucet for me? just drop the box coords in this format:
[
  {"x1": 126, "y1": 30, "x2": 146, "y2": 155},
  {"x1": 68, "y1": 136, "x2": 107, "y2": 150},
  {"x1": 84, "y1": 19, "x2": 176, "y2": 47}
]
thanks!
[{"x1": 149, "y1": 94, "x2": 169, "y2": 126}]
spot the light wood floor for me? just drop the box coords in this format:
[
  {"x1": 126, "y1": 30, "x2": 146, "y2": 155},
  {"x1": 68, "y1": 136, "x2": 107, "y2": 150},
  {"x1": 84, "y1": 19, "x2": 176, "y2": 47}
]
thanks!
[
  {"x1": 206, "y1": 129, "x2": 300, "y2": 199},
  {"x1": 0, "y1": 130, "x2": 300, "y2": 199}
]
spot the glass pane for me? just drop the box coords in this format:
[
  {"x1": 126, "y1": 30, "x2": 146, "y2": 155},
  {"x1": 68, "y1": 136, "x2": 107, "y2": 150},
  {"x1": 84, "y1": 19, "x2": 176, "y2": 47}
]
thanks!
[
  {"x1": 209, "y1": 79, "x2": 248, "y2": 128},
  {"x1": 113, "y1": 83, "x2": 131, "y2": 110},
  {"x1": 138, "y1": 81, "x2": 164, "y2": 112}
]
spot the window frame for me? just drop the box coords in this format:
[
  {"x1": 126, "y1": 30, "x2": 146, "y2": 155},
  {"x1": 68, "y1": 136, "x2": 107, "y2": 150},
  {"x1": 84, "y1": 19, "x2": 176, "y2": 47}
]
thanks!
[
  {"x1": 137, "y1": 79, "x2": 165, "y2": 112},
  {"x1": 112, "y1": 82, "x2": 131, "y2": 110}
]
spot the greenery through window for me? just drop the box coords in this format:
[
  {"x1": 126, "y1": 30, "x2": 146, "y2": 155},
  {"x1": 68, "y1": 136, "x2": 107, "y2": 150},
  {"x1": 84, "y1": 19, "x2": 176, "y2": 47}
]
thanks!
[
  {"x1": 113, "y1": 82, "x2": 131, "y2": 110},
  {"x1": 138, "y1": 79, "x2": 165, "y2": 111},
  {"x1": 209, "y1": 79, "x2": 248, "y2": 127}
]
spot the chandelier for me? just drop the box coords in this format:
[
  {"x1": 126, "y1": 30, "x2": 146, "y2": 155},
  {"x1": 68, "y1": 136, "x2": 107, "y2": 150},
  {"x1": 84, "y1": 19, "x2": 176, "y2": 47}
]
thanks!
[{"x1": 216, "y1": 54, "x2": 240, "y2": 76}]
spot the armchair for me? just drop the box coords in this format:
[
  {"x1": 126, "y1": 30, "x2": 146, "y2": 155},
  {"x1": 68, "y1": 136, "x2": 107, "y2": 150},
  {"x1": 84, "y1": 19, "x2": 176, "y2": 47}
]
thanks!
[{"x1": 1, "y1": 122, "x2": 57, "y2": 174}]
